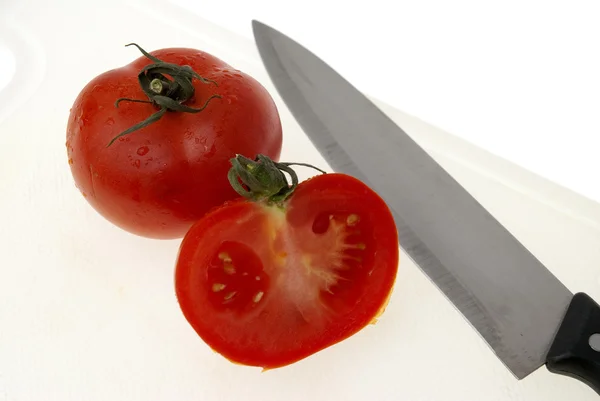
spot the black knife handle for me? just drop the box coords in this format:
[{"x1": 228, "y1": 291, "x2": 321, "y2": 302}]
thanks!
[{"x1": 546, "y1": 292, "x2": 600, "y2": 394}]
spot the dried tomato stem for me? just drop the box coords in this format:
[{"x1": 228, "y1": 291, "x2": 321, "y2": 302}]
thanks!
[
  {"x1": 150, "y1": 78, "x2": 170, "y2": 94},
  {"x1": 106, "y1": 43, "x2": 222, "y2": 147},
  {"x1": 228, "y1": 154, "x2": 326, "y2": 203}
]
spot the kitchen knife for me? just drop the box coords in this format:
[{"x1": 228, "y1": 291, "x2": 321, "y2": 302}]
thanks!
[{"x1": 252, "y1": 20, "x2": 600, "y2": 394}]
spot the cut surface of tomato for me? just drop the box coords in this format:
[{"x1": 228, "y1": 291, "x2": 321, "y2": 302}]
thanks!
[{"x1": 175, "y1": 173, "x2": 399, "y2": 368}]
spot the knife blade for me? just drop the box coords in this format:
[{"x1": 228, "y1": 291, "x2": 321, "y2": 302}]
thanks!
[{"x1": 252, "y1": 20, "x2": 600, "y2": 393}]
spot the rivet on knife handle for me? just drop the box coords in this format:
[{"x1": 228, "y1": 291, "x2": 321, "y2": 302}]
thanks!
[{"x1": 546, "y1": 292, "x2": 600, "y2": 394}]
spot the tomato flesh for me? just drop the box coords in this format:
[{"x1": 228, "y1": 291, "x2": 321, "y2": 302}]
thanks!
[{"x1": 175, "y1": 173, "x2": 399, "y2": 368}]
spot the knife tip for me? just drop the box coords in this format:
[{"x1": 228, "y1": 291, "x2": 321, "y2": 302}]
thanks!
[
  {"x1": 251, "y1": 19, "x2": 273, "y2": 38},
  {"x1": 251, "y1": 19, "x2": 264, "y2": 31}
]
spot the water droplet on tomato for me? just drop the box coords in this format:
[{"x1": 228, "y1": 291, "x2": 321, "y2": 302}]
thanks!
[
  {"x1": 234, "y1": 73, "x2": 243, "y2": 78},
  {"x1": 133, "y1": 159, "x2": 141, "y2": 168},
  {"x1": 137, "y1": 146, "x2": 150, "y2": 156},
  {"x1": 200, "y1": 136, "x2": 207, "y2": 144},
  {"x1": 206, "y1": 144, "x2": 217, "y2": 158},
  {"x1": 106, "y1": 118, "x2": 114, "y2": 126}
]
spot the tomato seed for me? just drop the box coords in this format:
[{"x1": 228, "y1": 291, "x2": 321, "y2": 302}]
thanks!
[
  {"x1": 212, "y1": 283, "x2": 226, "y2": 292},
  {"x1": 218, "y1": 252, "x2": 232, "y2": 263},
  {"x1": 224, "y1": 264, "x2": 236, "y2": 275},
  {"x1": 224, "y1": 291, "x2": 237, "y2": 301},
  {"x1": 253, "y1": 292, "x2": 264, "y2": 303},
  {"x1": 346, "y1": 214, "x2": 360, "y2": 226}
]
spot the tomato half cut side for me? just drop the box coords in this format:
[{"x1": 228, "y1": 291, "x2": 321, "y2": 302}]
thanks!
[{"x1": 175, "y1": 171, "x2": 399, "y2": 369}]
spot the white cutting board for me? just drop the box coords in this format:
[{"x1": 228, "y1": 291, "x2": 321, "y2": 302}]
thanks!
[{"x1": 1, "y1": 0, "x2": 599, "y2": 400}]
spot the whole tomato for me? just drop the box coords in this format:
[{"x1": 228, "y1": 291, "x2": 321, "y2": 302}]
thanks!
[{"x1": 66, "y1": 44, "x2": 282, "y2": 239}]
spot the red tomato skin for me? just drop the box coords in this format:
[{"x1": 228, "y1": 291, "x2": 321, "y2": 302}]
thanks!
[
  {"x1": 66, "y1": 48, "x2": 282, "y2": 239},
  {"x1": 175, "y1": 173, "x2": 399, "y2": 369}
]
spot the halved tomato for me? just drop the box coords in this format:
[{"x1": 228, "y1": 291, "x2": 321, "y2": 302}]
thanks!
[{"x1": 175, "y1": 155, "x2": 399, "y2": 369}]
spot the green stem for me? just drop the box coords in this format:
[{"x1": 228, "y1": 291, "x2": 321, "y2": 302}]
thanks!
[
  {"x1": 106, "y1": 43, "x2": 221, "y2": 147},
  {"x1": 227, "y1": 154, "x2": 327, "y2": 203},
  {"x1": 279, "y1": 162, "x2": 327, "y2": 175}
]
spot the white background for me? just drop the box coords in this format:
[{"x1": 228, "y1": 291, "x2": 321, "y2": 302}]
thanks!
[{"x1": 170, "y1": 0, "x2": 600, "y2": 203}]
